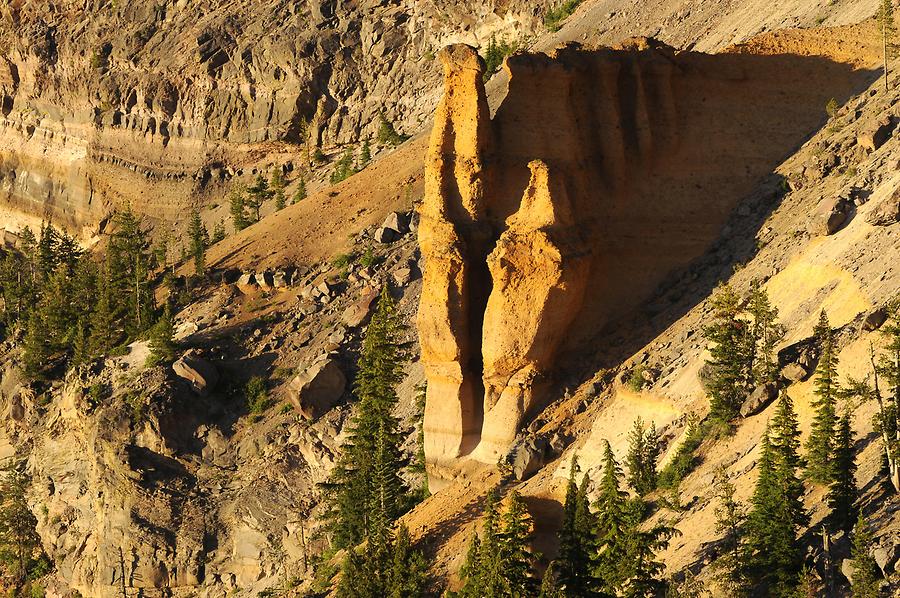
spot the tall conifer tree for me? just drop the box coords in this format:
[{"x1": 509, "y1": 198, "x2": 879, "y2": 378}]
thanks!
[{"x1": 806, "y1": 311, "x2": 839, "y2": 484}]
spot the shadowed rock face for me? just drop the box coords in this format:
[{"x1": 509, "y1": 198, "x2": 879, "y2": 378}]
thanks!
[{"x1": 419, "y1": 41, "x2": 873, "y2": 481}]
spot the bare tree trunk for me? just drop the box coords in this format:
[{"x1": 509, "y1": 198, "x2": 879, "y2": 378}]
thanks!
[{"x1": 885, "y1": 19, "x2": 890, "y2": 93}]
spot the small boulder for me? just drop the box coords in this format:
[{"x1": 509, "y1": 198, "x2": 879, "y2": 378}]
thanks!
[
  {"x1": 866, "y1": 188, "x2": 900, "y2": 226},
  {"x1": 341, "y1": 286, "x2": 379, "y2": 328},
  {"x1": 316, "y1": 280, "x2": 334, "y2": 298},
  {"x1": 740, "y1": 383, "x2": 778, "y2": 417},
  {"x1": 375, "y1": 227, "x2": 397, "y2": 244},
  {"x1": 392, "y1": 267, "x2": 412, "y2": 286},
  {"x1": 508, "y1": 437, "x2": 549, "y2": 481},
  {"x1": 288, "y1": 358, "x2": 347, "y2": 420},
  {"x1": 381, "y1": 211, "x2": 409, "y2": 235},
  {"x1": 273, "y1": 271, "x2": 289, "y2": 288},
  {"x1": 173, "y1": 356, "x2": 219, "y2": 396},
  {"x1": 781, "y1": 362, "x2": 808, "y2": 383},
  {"x1": 857, "y1": 115, "x2": 894, "y2": 152},
  {"x1": 256, "y1": 271, "x2": 275, "y2": 290},
  {"x1": 809, "y1": 196, "x2": 850, "y2": 236},
  {"x1": 236, "y1": 272, "x2": 256, "y2": 290},
  {"x1": 863, "y1": 307, "x2": 888, "y2": 331}
]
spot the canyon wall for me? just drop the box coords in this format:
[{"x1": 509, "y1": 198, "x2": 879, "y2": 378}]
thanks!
[
  {"x1": 419, "y1": 40, "x2": 875, "y2": 479},
  {"x1": 0, "y1": 0, "x2": 551, "y2": 235}
]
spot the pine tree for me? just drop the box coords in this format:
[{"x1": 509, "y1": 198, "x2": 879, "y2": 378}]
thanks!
[
  {"x1": 330, "y1": 147, "x2": 357, "y2": 184},
  {"x1": 377, "y1": 112, "x2": 405, "y2": 146},
  {"x1": 806, "y1": 311, "x2": 839, "y2": 484},
  {"x1": 746, "y1": 394, "x2": 808, "y2": 595},
  {"x1": 593, "y1": 440, "x2": 630, "y2": 594},
  {"x1": 793, "y1": 565, "x2": 819, "y2": 598},
  {"x1": 211, "y1": 221, "x2": 226, "y2": 245},
  {"x1": 322, "y1": 287, "x2": 409, "y2": 547},
  {"x1": 498, "y1": 491, "x2": 538, "y2": 595},
  {"x1": 747, "y1": 281, "x2": 785, "y2": 386},
  {"x1": 626, "y1": 419, "x2": 660, "y2": 496},
  {"x1": 292, "y1": 176, "x2": 307, "y2": 204},
  {"x1": 21, "y1": 312, "x2": 49, "y2": 380},
  {"x1": 229, "y1": 184, "x2": 249, "y2": 231},
  {"x1": 108, "y1": 207, "x2": 154, "y2": 337},
  {"x1": 457, "y1": 528, "x2": 484, "y2": 598},
  {"x1": 827, "y1": 411, "x2": 857, "y2": 532},
  {"x1": 621, "y1": 517, "x2": 679, "y2": 598},
  {"x1": 147, "y1": 304, "x2": 176, "y2": 366},
  {"x1": 849, "y1": 514, "x2": 881, "y2": 598},
  {"x1": 711, "y1": 467, "x2": 747, "y2": 596},
  {"x1": 246, "y1": 174, "x2": 272, "y2": 222},
  {"x1": 388, "y1": 525, "x2": 428, "y2": 597},
  {"x1": 554, "y1": 456, "x2": 599, "y2": 595},
  {"x1": 88, "y1": 260, "x2": 118, "y2": 356},
  {"x1": 188, "y1": 209, "x2": 206, "y2": 276},
  {"x1": 874, "y1": 301, "x2": 900, "y2": 492},
  {"x1": 271, "y1": 167, "x2": 287, "y2": 211},
  {"x1": 0, "y1": 461, "x2": 42, "y2": 585},
  {"x1": 703, "y1": 283, "x2": 752, "y2": 424},
  {"x1": 360, "y1": 138, "x2": 372, "y2": 166}
]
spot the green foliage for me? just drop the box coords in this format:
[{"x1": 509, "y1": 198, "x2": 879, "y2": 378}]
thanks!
[
  {"x1": 703, "y1": 284, "x2": 752, "y2": 423},
  {"x1": 825, "y1": 98, "x2": 839, "y2": 119},
  {"x1": 313, "y1": 148, "x2": 327, "y2": 163},
  {"x1": 146, "y1": 304, "x2": 176, "y2": 366},
  {"x1": 626, "y1": 418, "x2": 660, "y2": 496},
  {"x1": 745, "y1": 394, "x2": 808, "y2": 595},
  {"x1": 805, "y1": 311, "x2": 839, "y2": 484},
  {"x1": 230, "y1": 184, "x2": 249, "y2": 232},
  {"x1": 359, "y1": 139, "x2": 372, "y2": 167},
  {"x1": 245, "y1": 376, "x2": 272, "y2": 415},
  {"x1": 292, "y1": 176, "x2": 307, "y2": 204},
  {"x1": 246, "y1": 174, "x2": 273, "y2": 223},
  {"x1": 359, "y1": 247, "x2": 380, "y2": 269},
  {"x1": 377, "y1": 112, "x2": 406, "y2": 147},
  {"x1": 321, "y1": 287, "x2": 411, "y2": 549},
  {"x1": 330, "y1": 148, "x2": 358, "y2": 184},
  {"x1": 710, "y1": 468, "x2": 748, "y2": 596},
  {"x1": 849, "y1": 514, "x2": 881, "y2": 598},
  {"x1": 456, "y1": 490, "x2": 538, "y2": 597},
  {"x1": 549, "y1": 455, "x2": 599, "y2": 596},
  {"x1": 544, "y1": 1, "x2": 582, "y2": 32},
  {"x1": 827, "y1": 411, "x2": 858, "y2": 532},
  {"x1": 108, "y1": 207, "x2": 156, "y2": 338},
  {"x1": 271, "y1": 168, "x2": 286, "y2": 211},
  {"x1": 703, "y1": 282, "x2": 783, "y2": 426},
  {"x1": 658, "y1": 417, "x2": 704, "y2": 490},
  {"x1": 211, "y1": 221, "x2": 226, "y2": 245},
  {"x1": 0, "y1": 461, "x2": 46, "y2": 587},
  {"x1": 626, "y1": 365, "x2": 647, "y2": 392},
  {"x1": 188, "y1": 209, "x2": 207, "y2": 276},
  {"x1": 482, "y1": 37, "x2": 517, "y2": 80},
  {"x1": 879, "y1": 0, "x2": 898, "y2": 58}
]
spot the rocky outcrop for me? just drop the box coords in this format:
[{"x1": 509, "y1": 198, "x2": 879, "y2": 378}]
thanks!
[
  {"x1": 0, "y1": 1, "x2": 553, "y2": 233},
  {"x1": 288, "y1": 357, "x2": 347, "y2": 420},
  {"x1": 418, "y1": 41, "x2": 872, "y2": 480}
]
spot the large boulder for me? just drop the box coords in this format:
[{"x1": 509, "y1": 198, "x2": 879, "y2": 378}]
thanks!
[
  {"x1": 288, "y1": 358, "x2": 347, "y2": 420},
  {"x1": 508, "y1": 436, "x2": 549, "y2": 481},
  {"x1": 173, "y1": 355, "x2": 219, "y2": 396},
  {"x1": 863, "y1": 307, "x2": 888, "y2": 331},
  {"x1": 381, "y1": 211, "x2": 410, "y2": 235},
  {"x1": 874, "y1": 539, "x2": 899, "y2": 576},
  {"x1": 809, "y1": 196, "x2": 850, "y2": 236},
  {"x1": 781, "y1": 362, "x2": 808, "y2": 383},
  {"x1": 866, "y1": 187, "x2": 900, "y2": 226},
  {"x1": 740, "y1": 383, "x2": 778, "y2": 417},
  {"x1": 341, "y1": 286, "x2": 379, "y2": 328},
  {"x1": 857, "y1": 115, "x2": 895, "y2": 152}
]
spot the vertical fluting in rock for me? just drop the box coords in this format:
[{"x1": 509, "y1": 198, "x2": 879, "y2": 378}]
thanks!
[
  {"x1": 418, "y1": 45, "x2": 494, "y2": 475},
  {"x1": 474, "y1": 160, "x2": 590, "y2": 461},
  {"x1": 419, "y1": 39, "x2": 871, "y2": 482}
]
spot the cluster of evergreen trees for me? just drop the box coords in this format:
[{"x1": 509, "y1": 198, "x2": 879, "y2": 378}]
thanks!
[
  {"x1": 0, "y1": 461, "x2": 49, "y2": 594},
  {"x1": 0, "y1": 212, "x2": 173, "y2": 379},
  {"x1": 319, "y1": 287, "x2": 428, "y2": 596},
  {"x1": 703, "y1": 282, "x2": 785, "y2": 425},
  {"x1": 230, "y1": 166, "x2": 304, "y2": 233}
]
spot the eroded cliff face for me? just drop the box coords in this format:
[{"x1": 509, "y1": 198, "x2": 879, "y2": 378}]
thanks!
[
  {"x1": 419, "y1": 40, "x2": 876, "y2": 478},
  {"x1": 0, "y1": 0, "x2": 551, "y2": 234}
]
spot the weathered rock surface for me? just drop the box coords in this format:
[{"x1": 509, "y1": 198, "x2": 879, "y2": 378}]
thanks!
[
  {"x1": 866, "y1": 186, "x2": 900, "y2": 226},
  {"x1": 0, "y1": 1, "x2": 553, "y2": 233},
  {"x1": 418, "y1": 41, "x2": 871, "y2": 479},
  {"x1": 173, "y1": 355, "x2": 219, "y2": 396},
  {"x1": 809, "y1": 196, "x2": 850, "y2": 235},
  {"x1": 288, "y1": 358, "x2": 347, "y2": 420}
]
